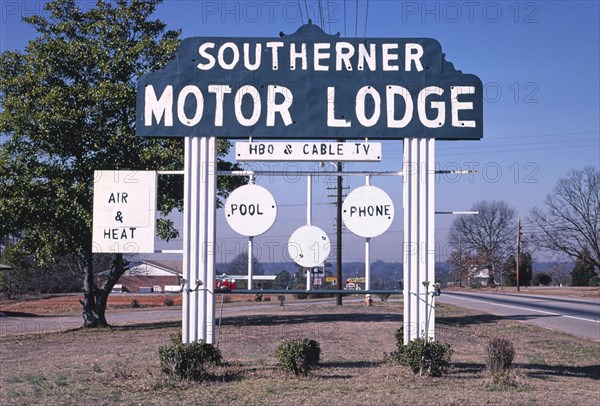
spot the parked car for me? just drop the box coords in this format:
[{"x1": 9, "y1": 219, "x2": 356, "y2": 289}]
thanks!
[{"x1": 216, "y1": 274, "x2": 237, "y2": 290}]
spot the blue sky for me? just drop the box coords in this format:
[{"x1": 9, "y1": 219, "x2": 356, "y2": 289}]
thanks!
[{"x1": 1, "y1": 1, "x2": 599, "y2": 264}]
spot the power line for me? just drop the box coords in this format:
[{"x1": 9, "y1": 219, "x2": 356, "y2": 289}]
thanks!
[
  {"x1": 297, "y1": 0, "x2": 304, "y2": 24},
  {"x1": 354, "y1": 0, "x2": 359, "y2": 37},
  {"x1": 327, "y1": 0, "x2": 332, "y2": 34},
  {"x1": 303, "y1": 0, "x2": 309, "y2": 23},
  {"x1": 343, "y1": 0, "x2": 347, "y2": 36},
  {"x1": 318, "y1": 0, "x2": 324, "y2": 30},
  {"x1": 384, "y1": 143, "x2": 599, "y2": 158},
  {"x1": 364, "y1": 0, "x2": 370, "y2": 37}
]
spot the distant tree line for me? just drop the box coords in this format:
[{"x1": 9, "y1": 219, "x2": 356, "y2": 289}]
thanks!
[{"x1": 446, "y1": 167, "x2": 599, "y2": 288}]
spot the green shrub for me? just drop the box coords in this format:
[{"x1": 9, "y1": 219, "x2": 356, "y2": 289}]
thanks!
[
  {"x1": 275, "y1": 338, "x2": 320, "y2": 376},
  {"x1": 391, "y1": 328, "x2": 453, "y2": 376},
  {"x1": 485, "y1": 337, "x2": 515, "y2": 378},
  {"x1": 158, "y1": 332, "x2": 222, "y2": 381},
  {"x1": 130, "y1": 299, "x2": 140, "y2": 308},
  {"x1": 163, "y1": 297, "x2": 174, "y2": 306}
]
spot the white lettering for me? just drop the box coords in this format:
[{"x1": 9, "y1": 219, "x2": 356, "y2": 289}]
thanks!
[
  {"x1": 177, "y1": 85, "x2": 204, "y2": 127},
  {"x1": 357, "y1": 43, "x2": 376, "y2": 71},
  {"x1": 356, "y1": 86, "x2": 381, "y2": 127},
  {"x1": 208, "y1": 85, "x2": 232, "y2": 126},
  {"x1": 327, "y1": 87, "x2": 351, "y2": 127},
  {"x1": 243, "y1": 43, "x2": 261, "y2": 71},
  {"x1": 405, "y1": 43, "x2": 424, "y2": 72},
  {"x1": 451, "y1": 86, "x2": 476, "y2": 127},
  {"x1": 197, "y1": 42, "x2": 216, "y2": 70},
  {"x1": 235, "y1": 85, "x2": 261, "y2": 126},
  {"x1": 290, "y1": 43, "x2": 307, "y2": 70},
  {"x1": 266, "y1": 85, "x2": 293, "y2": 126},
  {"x1": 266, "y1": 41, "x2": 284, "y2": 70},
  {"x1": 386, "y1": 85, "x2": 413, "y2": 128},
  {"x1": 314, "y1": 43, "x2": 331, "y2": 71},
  {"x1": 382, "y1": 43, "x2": 399, "y2": 71},
  {"x1": 217, "y1": 42, "x2": 240, "y2": 70},
  {"x1": 335, "y1": 42, "x2": 354, "y2": 71},
  {"x1": 145, "y1": 85, "x2": 173, "y2": 126},
  {"x1": 418, "y1": 86, "x2": 445, "y2": 128}
]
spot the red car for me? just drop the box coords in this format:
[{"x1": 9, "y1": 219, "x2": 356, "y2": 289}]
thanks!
[{"x1": 216, "y1": 275, "x2": 237, "y2": 290}]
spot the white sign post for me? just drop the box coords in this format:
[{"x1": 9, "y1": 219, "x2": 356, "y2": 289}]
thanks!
[
  {"x1": 92, "y1": 170, "x2": 157, "y2": 253},
  {"x1": 182, "y1": 136, "x2": 217, "y2": 345},
  {"x1": 403, "y1": 138, "x2": 436, "y2": 343}
]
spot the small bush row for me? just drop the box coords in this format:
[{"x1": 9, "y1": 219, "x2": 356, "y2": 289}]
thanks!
[
  {"x1": 158, "y1": 332, "x2": 222, "y2": 381},
  {"x1": 158, "y1": 328, "x2": 515, "y2": 382},
  {"x1": 275, "y1": 338, "x2": 321, "y2": 376},
  {"x1": 391, "y1": 327, "x2": 453, "y2": 377}
]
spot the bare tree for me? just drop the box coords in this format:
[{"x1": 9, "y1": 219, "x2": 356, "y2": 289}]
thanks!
[
  {"x1": 227, "y1": 252, "x2": 264, "y2": 276},
  {"x1": 448, "y1": 200, "x2": 517, "y2": 275},
  {"x1": 529, "y1": 166, "x2": 599, "y2": 270}
]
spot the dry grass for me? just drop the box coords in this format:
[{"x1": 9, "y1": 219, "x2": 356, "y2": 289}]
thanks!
[{"x1": 1, "y1": 301, "x2": 599, "y2": 405}]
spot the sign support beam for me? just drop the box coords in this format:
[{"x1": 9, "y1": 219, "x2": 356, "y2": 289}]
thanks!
[
  {"x1": 182, "y1": 136, "x2": 217, "y2": 344},
  {"x1": 403, "y1": 138, "x2": 436, "y2": 344}
]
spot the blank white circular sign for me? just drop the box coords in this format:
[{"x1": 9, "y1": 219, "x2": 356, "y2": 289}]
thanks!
[
  {"x1": 224, "y1": 184, "x2": 277, "y2": 236},
  {"x1": 288, "y1": 225, "x2": 331, "y2": 268},
  {"x1": 342, "y1": 185, "x2": 394, "y2": 238}
]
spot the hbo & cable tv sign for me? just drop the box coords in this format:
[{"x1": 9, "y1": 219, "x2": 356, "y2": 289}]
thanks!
[{"x1": 137, "y1": 23, "x2": 482, "y2": 140}]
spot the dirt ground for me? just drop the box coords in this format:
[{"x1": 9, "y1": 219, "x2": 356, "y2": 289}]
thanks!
[
  {"x1": 0, "y1": 301, "x2": 598, "y2": 405},
  {"x1": 1, "y1": 286, "x2": 597, "y2": 317},
  {"x1": 0, "y1": 292, "x2": 268, "y2": 316}
]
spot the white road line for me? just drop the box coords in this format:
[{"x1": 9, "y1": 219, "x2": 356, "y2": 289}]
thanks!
[{"x1": 445, "y1": 295, "x2": 600, "y2": 324}]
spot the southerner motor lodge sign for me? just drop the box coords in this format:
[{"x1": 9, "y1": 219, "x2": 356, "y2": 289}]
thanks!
[
  {"x1": 137, "y1": 23, "x2": 482, "y2": 140},
  {"x1": 135, "y1": 22, "x2": 483, "y2": 345}
]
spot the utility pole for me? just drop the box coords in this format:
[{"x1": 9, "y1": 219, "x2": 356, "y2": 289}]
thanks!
[
  {"x1": 516, "y1": 219, "x2": 521, "y2": 292},
  {"x1": 336, "y1": 161, "x2": 343, "y2": 305},
  {"x1": 458, "y1": 236, "x2": 462, "y2": 287}
]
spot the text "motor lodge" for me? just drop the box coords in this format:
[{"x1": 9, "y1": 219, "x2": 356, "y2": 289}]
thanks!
[{"x1": 144, "y1": 83, "x2": 476, "y2": 130}]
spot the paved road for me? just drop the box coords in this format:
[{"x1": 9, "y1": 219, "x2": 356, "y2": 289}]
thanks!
[{"x1": 437, "y1": 291, "x2": 600, "y2": 341}]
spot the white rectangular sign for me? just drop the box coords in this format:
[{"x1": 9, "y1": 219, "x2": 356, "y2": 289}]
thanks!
[
  {"x1": 92, "y1": 170, "x2": 157, "y2": 253},
  {"x1": 235, "y1": 142, "x2": 381, "y2": 162}
]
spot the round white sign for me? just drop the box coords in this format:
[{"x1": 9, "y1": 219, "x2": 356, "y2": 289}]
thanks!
[
  {"x1": 342, "y1": 185, "x2": 394, "y2": 238},
  {"x1": 288, "y1": 225, "x2": 331, "y2": 268},
  {"x1": 224, "y1": 184, "x2": 277, "y2": 236}
]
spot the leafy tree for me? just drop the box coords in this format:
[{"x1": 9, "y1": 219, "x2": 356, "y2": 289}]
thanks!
[
  {"x1": 448, "y1": 200, "x2": 517, "y2": 282},
  {"x1": 529, "y1": 167, "x2": 599, "y2": 270},
  {"x1": 272, "y1": 270, "x2": 292, "y2": 290},
  {"x1": 571, "y1": 248, "x2": 598, "y2": 286},
  {"x1": 501, "y1": 252, "x2": 533, "y2": 287},
  {"x1": 0, "y1": 243, "x2": 33, "y2": 299},
  {"x1": 0, "y1": 0, "x2": 242, "y2": 326},
  {"x1": 532, "y1": 273, "x2": 552, "y2": 286},
  {"x1": 292, "y1": 267, "x2": 308, "y2": 290}
]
